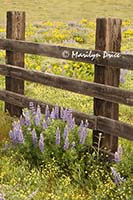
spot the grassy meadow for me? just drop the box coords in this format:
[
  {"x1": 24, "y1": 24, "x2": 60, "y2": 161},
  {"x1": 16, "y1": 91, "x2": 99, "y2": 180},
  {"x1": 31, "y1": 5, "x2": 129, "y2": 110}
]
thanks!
[
  {"x1": 0, "y1": 0, "x2": 133, "y2": 24},
  {"x1": 0, "y1": 1, "x2": 133, "y2": 200}
]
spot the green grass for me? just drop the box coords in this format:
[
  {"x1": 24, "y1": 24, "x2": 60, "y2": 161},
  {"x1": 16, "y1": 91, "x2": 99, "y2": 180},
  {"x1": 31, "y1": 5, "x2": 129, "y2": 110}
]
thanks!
[
  {"x1": 0, "y1": 110, "x2": 12, "y2": 144},
  {"x1": 0, "y1": 108, "x2": 133, "y2": 200},
  {"x1": 0, "y1": 0, "x2": 133, "y2": 25},
  {"x1": 25, "y1": 77, "x2": 93, "y2": 114}
]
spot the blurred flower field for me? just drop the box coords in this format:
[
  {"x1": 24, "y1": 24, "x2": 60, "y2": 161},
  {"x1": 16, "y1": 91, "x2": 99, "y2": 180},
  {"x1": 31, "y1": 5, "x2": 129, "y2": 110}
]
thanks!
[{"x1": 0, "y1": 18, "x2": 133, "y2": 200}]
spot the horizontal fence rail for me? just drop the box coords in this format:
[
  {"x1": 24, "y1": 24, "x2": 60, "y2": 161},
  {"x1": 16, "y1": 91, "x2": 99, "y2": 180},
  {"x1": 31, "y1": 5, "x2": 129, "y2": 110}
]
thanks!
[
  {"x1": 0, "y1": 89, "x2": 97, "y2": 129},
  {"x1": 97, "y1": 116, "x2": 133, "y2": 141},
  {"x1": 0, "y1": 89, "x2": 132, "y2": 140},
  {"x1": 0, "y1": 64, "x2": 133, "y2": 106},
  {"x1": 0, "y1": 39, "x2": 133, "y2": 70}
]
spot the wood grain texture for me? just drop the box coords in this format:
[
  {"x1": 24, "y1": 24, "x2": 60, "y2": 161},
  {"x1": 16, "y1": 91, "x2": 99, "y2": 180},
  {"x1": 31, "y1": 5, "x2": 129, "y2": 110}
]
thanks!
[
  {"x1": 0, "y1": 89, "x2": 132, "y2": 140},
  {"x1": 0, "y1": 64, "x2": 132, "y2": 106},
  {"x1": 0, "y1": 38, "x2": 133, "y2": 70},
  {"x1": 6, "y1": 11, "x2": 25, "y2": 116},
  {"x1": 97, "y1": 116, "x2": 133, "y2": 140},
  {"x1": 93, "y1": 18, "x2": 122, "y2": 152},
  {"x1": 0, "y1": 89, "x2": 97, "y2": 129}
]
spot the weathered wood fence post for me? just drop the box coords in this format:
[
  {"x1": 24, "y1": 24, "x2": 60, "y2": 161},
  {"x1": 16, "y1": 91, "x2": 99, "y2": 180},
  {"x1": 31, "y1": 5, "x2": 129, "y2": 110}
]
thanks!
[
  {"x1": 93, "y1": 18, "x2": 122, "y2": 152},
  {"x1": 5, "y1": 11, "x2": 25, "y2": 116}
]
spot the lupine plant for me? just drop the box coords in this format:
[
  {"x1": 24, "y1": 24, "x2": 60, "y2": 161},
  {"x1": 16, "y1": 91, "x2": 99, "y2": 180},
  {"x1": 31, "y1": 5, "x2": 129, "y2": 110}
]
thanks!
[
  {"x1": 1, "y1": 102, "x2": 132, "y2": 199},
  {"x1": 111, "y1": 167, "x2": 125, "y2": 185},
  {"x1": 8, "y1": 103, "x2": 90, "y2": 171},
  {"x1": 7, "y1": 102, "x2": 130, "y2": 190}
]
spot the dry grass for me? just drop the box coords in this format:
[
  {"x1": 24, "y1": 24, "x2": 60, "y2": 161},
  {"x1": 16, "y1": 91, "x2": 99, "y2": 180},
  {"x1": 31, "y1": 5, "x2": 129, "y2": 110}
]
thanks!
[{"x1": 0, "y1": 0, "x2": 133, "y2": 25}]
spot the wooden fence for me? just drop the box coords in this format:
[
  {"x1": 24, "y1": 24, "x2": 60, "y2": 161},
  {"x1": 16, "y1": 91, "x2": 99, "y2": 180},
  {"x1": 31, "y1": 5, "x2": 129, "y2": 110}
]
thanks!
[{"x1": 0, "y1": 11, "x2": 133, "y2": 153}]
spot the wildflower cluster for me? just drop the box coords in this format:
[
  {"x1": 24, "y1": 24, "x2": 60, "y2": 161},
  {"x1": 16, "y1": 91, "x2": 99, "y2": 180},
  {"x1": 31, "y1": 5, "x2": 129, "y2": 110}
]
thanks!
[
  {"x1": 9, "y1": 121, "x2": 24, "y2": 144},
  {"x1": 8, "y1": 103, "x2": 90, "y2": 167},
  {"x1": 3, "y1": 102, "x2": 132, "y2": 199}
]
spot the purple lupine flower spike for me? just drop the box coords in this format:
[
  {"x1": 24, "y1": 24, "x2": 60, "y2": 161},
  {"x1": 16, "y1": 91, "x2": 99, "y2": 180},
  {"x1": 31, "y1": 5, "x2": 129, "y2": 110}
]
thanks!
[
  {"x1": 9, "y1": 123, "x2": 17, "y2": 144},
  {"x1": 55, "y1": 127, "x2": 61, "y2": 145},
  {"x1": 42, "y1": 119, "x2": 48, "y2": 129},
  {"x1": 14, "y1": 122, "x2": 24, "y2": 143},
  {"x1": 10, "y1": 121, "x2": 24, "y2": 144},
  {"x1": 69, "y1": 117, "x2": 75, "y2": 130},
  {"x1": 32, "y1": 129, "x2": 38, "y2": 146},
  {"x1": 63, "y1": 109, "x2": 68, "y2": 121},
  {"x1": 45, "y1": 105, "x2": 50, "y2": 120},
  {"x1": 66, "y1": 110, "x2": 73, "y2": 129},
  {"x1": 78, "y1": 120, "x2": 84, "y2": 135},
  {"x1": 64, "y1": 125, "x2": 69, "y2": 139},
  {"x1": 50, "y1": 108, "x2": 56, "y2": 119},
  {"x1": 23, "y1": 110, "x2": 31, "y2": 126},
  {"x1": 34, "y1": 105, "x2": 42, "y2": 126},
  {"x1": 63, "y1": 136, "x2": 69, "y2": 150},
  {"x1": 35, "y1": 114, "x2": 41, "y2": 126},
  {"x1": 16, "y1": 128, "x2": 24, "y2": 144},
  {"x1": 9, "y1": 130, "x2": 16, "y2": 144},
  {"x1": 36, "y1": 105, "x2": 42, "y2": 121},
  {"x1": 54, "y1": 106, "x2": 59, "y2": 119},
  {"x1": 111, "y1": 167, "x2": 125, "y2": 185},
  {"x1": 39, "y1": 133, "x2": 44, "y2": 152},
  {"x1": 20, "y1": 115, "x2": 25, "y2": 126},
  {"x1": 79, "y1": 127, "x2": 87, "y2": 144}
]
